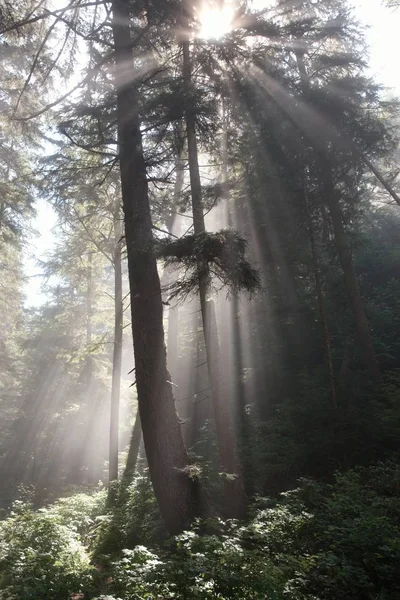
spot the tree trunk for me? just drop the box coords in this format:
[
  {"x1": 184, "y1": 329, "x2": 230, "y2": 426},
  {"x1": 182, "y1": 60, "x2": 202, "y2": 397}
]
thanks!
[
  {"x1": 120, "y1": 408, "x2": 142, "y2": 492},
  {"x1": 86, "y1": 250, "x2": 93, "y2": 346},
  {"x1": 83, "y1": 250, "x2": 94, "y2": 389},
  {"x1": 163, "y1": 138, "x2": 184, "y2": 386},
  {"x1": 362, "y1": 156, "x2": 400, "y2": 207},
  {"x1": 111, "y1": 0, "x2": 196, "y2": 533},
  {"x1": 108, "y1": 220, "x2": 123, "y2": 505},
  {"x1": 182, "y1": 39, "x2": 247, "y2": 519},
  {"x1": 323, "y1": 170, "x2": 381, "y2": 380},
  {"x1": 295, "y1": 50, "x2": 381, "y2": 381},
  {"x1": 305, "y1": 190, "x2": 337, "y2": 408},
  {"x1": 222, "y1": 106, "x2": 254, "y2": 496}
]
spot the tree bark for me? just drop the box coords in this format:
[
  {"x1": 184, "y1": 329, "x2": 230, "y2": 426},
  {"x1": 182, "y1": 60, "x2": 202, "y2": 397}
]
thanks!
[
  {"x1": 182, "y1": 39, "x2": 247, "y2": 519},
  {"x1": 111, "y1": 0, "x2": 196, "y2": 533}
]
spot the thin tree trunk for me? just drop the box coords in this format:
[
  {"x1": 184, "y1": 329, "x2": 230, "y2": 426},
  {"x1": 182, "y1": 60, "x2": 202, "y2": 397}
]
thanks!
[
  {"x1": 120, "y1": 408, "x2": 142, "y2": 491},
  {"x1": 86, "y1": 250, "x2": 93, "y2": 345},
  {"x1": 182, "y1": 39, "x2": 247, "y2": 519},
  {"x1": 305, "y1": 191, "x2": 337, "y2": 409},
  {"x1": 136, "y1": 434, "x2": 147, "y2": 475},
  {"x1": 111, "y1": 0, "x2": 196, "y2": 533},
  {"x1": 108, "y1": 218, "x2": 123, "y2": 505},
  {"x1": 69, "y1": 252, "x2": 96, "y2": 485},
  {"x1": 84, "y1": 250, "x2": 94, "y2": 387},
  {"x1": 190, "y1": 306, "x2": 210, "y2": 448},
  {"x1": 320, "y1": 202, "x2": 330, "y2": 245},
  {"x1": 163, "y1": 137, "x2": 185, "y2": 384},
  {"x1": 221, "y1": 104, "x2": 254, "y2": 496},
  {"x1": 323, "y1": 170, "x2": 381, "y2": 380},
  {"x1": 362, "y1": 156, "x2": 400, "y2": 207}
]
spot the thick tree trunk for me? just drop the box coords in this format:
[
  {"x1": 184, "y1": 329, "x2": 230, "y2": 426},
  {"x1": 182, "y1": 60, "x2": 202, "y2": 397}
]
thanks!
[
  {"x1": 111, "y1": 0, "x2": 195, "y2": 533},
  {"x1": 182, "y1": 39, "x2": 247, "y2": 519},
  {"x1": 108, "y1": 223, "x2": 123, "y2": 505}
]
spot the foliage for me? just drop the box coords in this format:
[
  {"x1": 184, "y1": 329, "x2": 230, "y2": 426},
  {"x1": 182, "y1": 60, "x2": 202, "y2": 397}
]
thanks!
[
  {"x1": 0, "y1": 501, "x2": 94, "y2": 600},
  {"x1": 251, "y1": 366, "x2": 400, "y2": 494},
  {"x1": 92, "y1": 460, "x2": 400, "y2": 600},
  {"x1": 1, "y1": 2, "x2": 400, "y2": 597},
  {"x1": 157, "y1": 230, "x2": 260, "y2": 301},
  {"x1": 94, "y1": 476, "x2": 166, "y2": 557},
  {"x1": 44, "y1": 490, "x2": 107, "y2": 547},
  {"x1": 282, "y1": 461, "x2": 400, "y2": 599},
  {"x1": 108, "y1": 538, "x2": 286, "y2": 600},
  {"x1": 0, "y1": 461, "x2": 399, "y2": 600}
]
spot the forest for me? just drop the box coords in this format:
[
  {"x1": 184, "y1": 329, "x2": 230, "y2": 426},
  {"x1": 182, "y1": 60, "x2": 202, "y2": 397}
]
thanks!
[{"x1": 1, "y1": 0, "x2": 400, "y2": 598}]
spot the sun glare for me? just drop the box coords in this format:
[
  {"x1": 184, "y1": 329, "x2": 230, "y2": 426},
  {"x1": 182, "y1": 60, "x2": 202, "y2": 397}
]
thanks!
[{"x1": 198, "y1": 2, "x2": 235, "y2": 39}]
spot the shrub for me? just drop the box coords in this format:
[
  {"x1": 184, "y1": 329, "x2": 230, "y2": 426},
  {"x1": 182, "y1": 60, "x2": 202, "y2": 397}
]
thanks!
[
  {"x1": 46, "y1": 490, "x2": 107, "y2": 547},
  {"x1": 295, "y1": 463, "x2": 400, "y2": 599},
  {"x1": 108, "y1": 529, "x2": 289, "y2": 600},
  {"x1": 0, "y1": 502, "x2": 94, "y2": 600},
  {"x1": 98, "y1": 461, "x2": 400, "y2": 600},
  {"x1": 2, "y1": 463, "x2": 399, "y2": 600},
  {"x1": 94, "y1": 476, "x2": 166, "y2": 558}
]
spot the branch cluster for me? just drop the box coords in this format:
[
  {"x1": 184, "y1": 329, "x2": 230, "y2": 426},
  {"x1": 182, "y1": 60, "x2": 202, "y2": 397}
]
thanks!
[{"x1": 157, "y1": 229, "x2": 261, "y2": 301}]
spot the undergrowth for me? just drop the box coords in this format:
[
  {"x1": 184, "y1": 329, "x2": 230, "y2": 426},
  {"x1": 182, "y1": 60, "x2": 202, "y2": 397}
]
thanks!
[{"x1": 0, "y1": 461, "x2": 399, "y2": 599}]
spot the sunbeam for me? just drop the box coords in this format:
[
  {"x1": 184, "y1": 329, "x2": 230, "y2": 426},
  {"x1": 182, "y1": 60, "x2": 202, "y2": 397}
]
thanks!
[{"x1": 2, "y1": 0, "x2": 400, "y2": 595}]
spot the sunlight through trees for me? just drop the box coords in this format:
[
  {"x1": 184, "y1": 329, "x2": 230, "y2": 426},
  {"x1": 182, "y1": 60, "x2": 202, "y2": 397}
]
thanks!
[{"x1": 1, "y1": 0, "x2": 400, "y2": 598}]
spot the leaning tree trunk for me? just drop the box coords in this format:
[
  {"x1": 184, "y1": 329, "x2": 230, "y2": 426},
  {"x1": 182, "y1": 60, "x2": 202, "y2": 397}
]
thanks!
[
  {"x1": 111, "y1": 0, "x2": 196, "y2": 533},
  {"x1": 108, "y1": 216, "x2": 123, "y2": 505},
  {"x1": 182, "y1": 38, "x2": 247, "y2": 519}
]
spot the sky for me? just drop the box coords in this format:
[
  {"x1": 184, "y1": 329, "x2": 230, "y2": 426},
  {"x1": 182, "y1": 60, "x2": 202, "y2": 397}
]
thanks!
[
  {"x1": 24, "y1": 198, "x2": 58, "y2": 307},
  {"x1": 22, "y1": 0, "x2": 400, "y2": 307},
  {"x1": 352, "y1": 0, "x2": 400, "y2": 92}
]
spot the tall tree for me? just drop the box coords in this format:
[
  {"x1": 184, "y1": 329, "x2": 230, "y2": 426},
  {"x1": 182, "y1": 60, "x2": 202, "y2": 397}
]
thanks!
[
  {"x1": 111, "y1": 0, "x2": 196, "y2": 533},
  {"x1": 181, "y1": 35, "x2": 247, "y2": 518},
  {"x1": 108, "y1": 205, "x2": 123, "y2": 504},
  {"x1": 292, "y1": 36, "x2": 382, "y2": 380}
]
